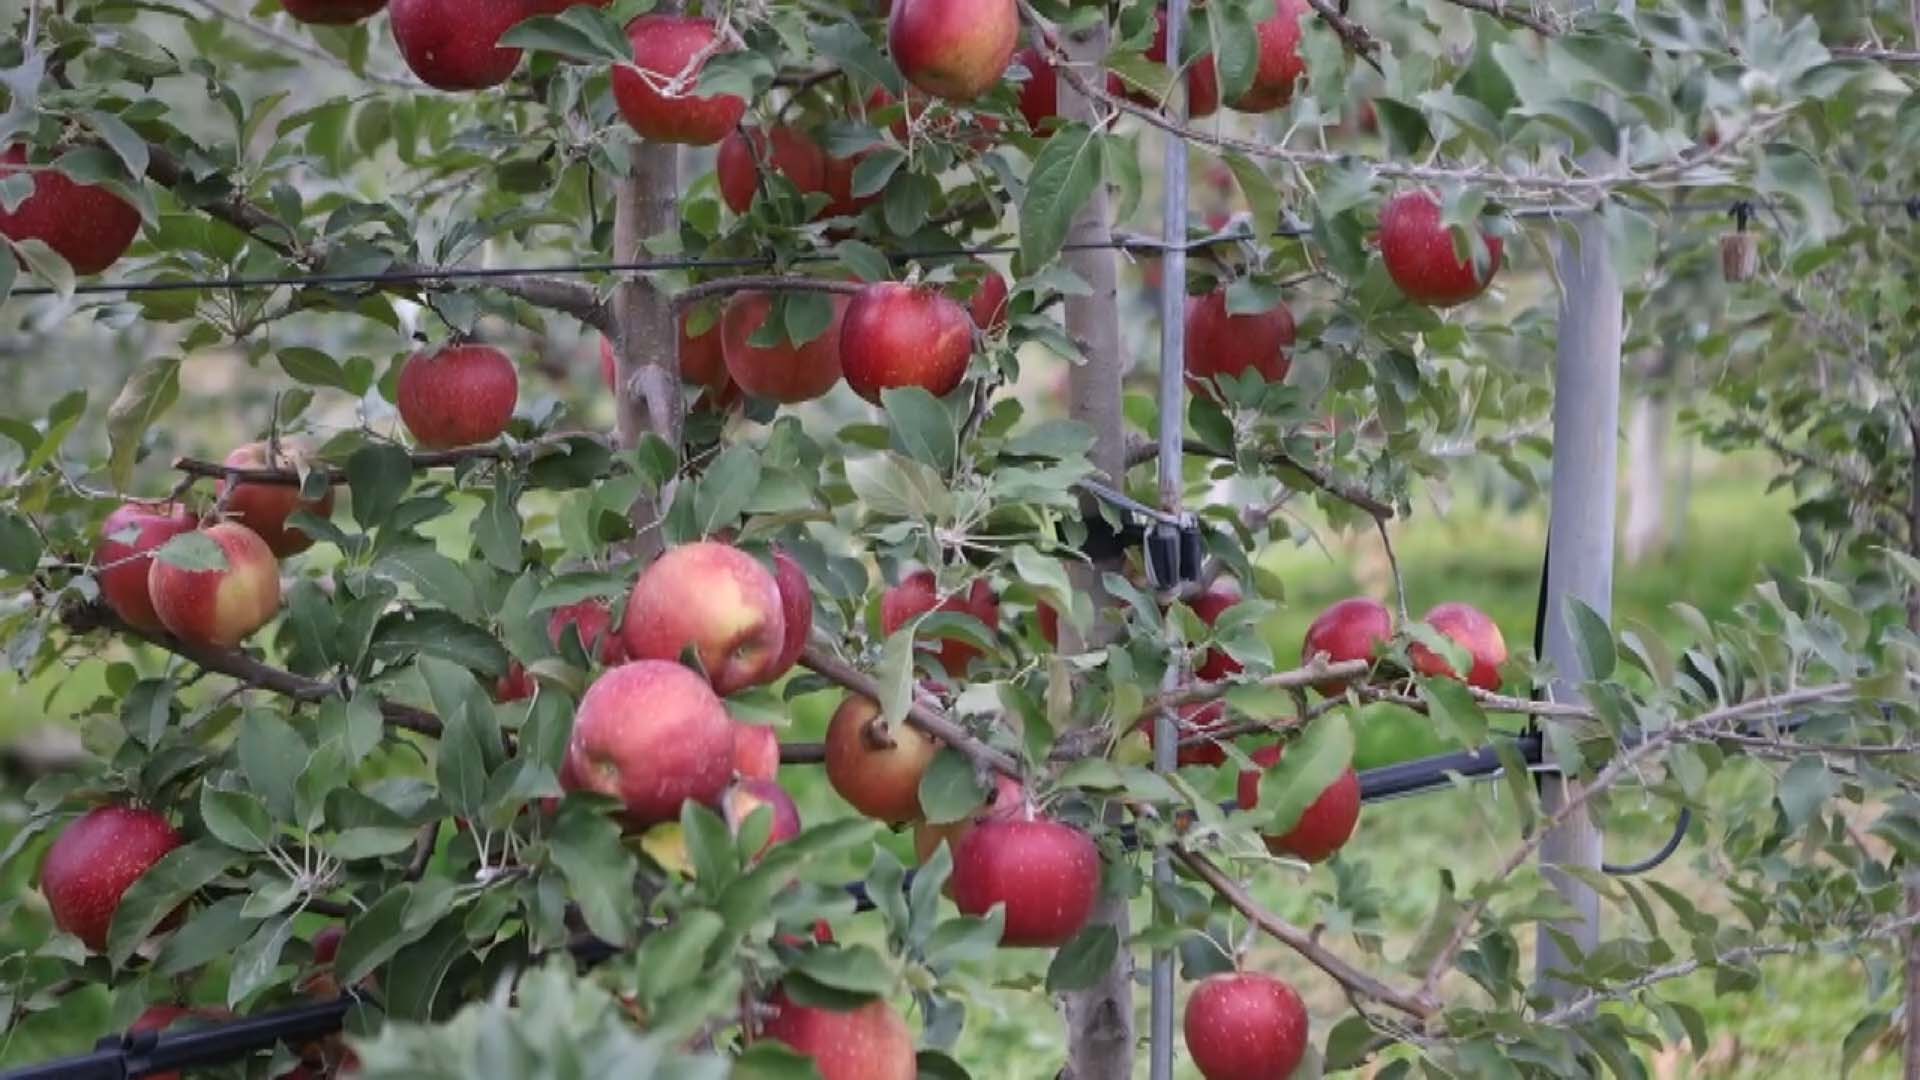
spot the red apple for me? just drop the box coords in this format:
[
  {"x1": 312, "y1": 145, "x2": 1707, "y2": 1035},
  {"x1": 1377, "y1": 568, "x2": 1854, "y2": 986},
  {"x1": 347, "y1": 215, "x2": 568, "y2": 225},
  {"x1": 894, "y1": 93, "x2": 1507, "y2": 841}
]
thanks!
[
  {"x1": 1236, "y1": 743, "x2": 1360, "y2": 862},
  {"x1": 0, "y1": 146, "x2": 142, "y2": 276},
  {"x1": 951, "y1": 817, "x2": 1101, "y2": 947},
  {"x1": 1036, "y1": 602, "x2": 1060, "y2": 649},
  {"x1": 216, "y1": 441, "x2": 335, "y2": 557},
  {"x1": 388, "y1": 0, "x2": 526, "y2": 90},
  {"x1": 723, "y1": 778, "x2": 802, "y2": 856},
  {"x1": 840, "y1": 282, "x2": 975, "y2": 404},
  {"x1": 824, "y1": 694, "x2": 940, "y2": 824},
  {"x1": 1134, "y1": 700, "x2": 1230, "y2": 767},
  {"x1": 613, "y1": 15, "x2": 747, "y2": 146},
  {"x1": 821, "y1": 149, "x2": 882, "y2": 219},
  {"x1": 1300, "y1": 597, "x2": 1393, "y2": 693},
  {"x1": 720, "y1": 290, "x2": 847, "y2": 404},
  {"x1": 96, "y1": 503, "x2": 198, "y2": 633},
  {"x1": 770, "y1": 548, "x2": 814, "y2": 677},
  {"x1": 299, "y1": 925, "x2": 347, "y2": 998},
  {"x1": 733, "y1": 721, "x2": 781, "y2": 781},
  {"x1": 1227, "y1": 0, "x2": 1310, "y2": 113},
  {"x1": 620, "y1": 540, "x2": 788, "y2": 695},
  {"x1": 716, "y1": 126, "x2": 829, "y2": 213},
  {"x1": 1408, "y1": 601, "x2": 1507, "y2": 691},
  {"x1": 1379, "y1": 190, "x2": 1504, "y2": 307},
  {"x1": 40, "y1": 805, "x2": 183, "y2": 953},
  {"x1": 1109, "y1": 10, "x2": 1218, "y2": 118},
  {"x1": 1187, "y1": 587, "x2": 1242, "y2": 682},
  {"x1": 493, "y1": 662, "x2": 534, "y2": 702},
  {"x1": 1184, "y1": 288, "x2": 1293, "y2": 400},
  {"x1": 601, "y1": 312, "x2": 730, "y2": 395},
  {"x1": 1183, "y1": 972, "x2": 1309, "y2": 1080},
  {"x1": 758, "y1": 988, "x2": 917, "y2": 1080},
  {"x1": 880, "y1": 570, "x2": 1000, "y2": 677},
  {"x1": 396, "y1": 343, "x2": 519, "y2": 449},
  {"x1": 562, "y1": 660, "x2": 736, "y2": 827},
  {"x1": 548, "y1": 599, "x2": 627, "y2": 665},
  {"x1": 888, "y1": 0, "x2": 1018, "y2": 103},
  {"x1": 956, "y1": 264, "x2": 1010, "y2": 332},
  {"x1": 147, "y1": 522, "x2": 282, "y2": 647},
  {"x1": 912, "y1": 772, "x2": 1023, "y2": 864},
  {"x1": 281, "y1": 0, "x2": 386, "y2": 23},
  {"x1": 1012, "y1": 46, "x2": 1058, "y2": 130}
]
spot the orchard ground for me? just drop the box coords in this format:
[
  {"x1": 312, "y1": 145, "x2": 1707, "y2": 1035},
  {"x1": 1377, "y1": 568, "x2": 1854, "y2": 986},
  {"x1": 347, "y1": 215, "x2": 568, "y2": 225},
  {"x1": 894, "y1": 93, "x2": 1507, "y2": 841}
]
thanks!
[{"x1": 4, "y1": 447, "x2": 1888, "y2": 1078}]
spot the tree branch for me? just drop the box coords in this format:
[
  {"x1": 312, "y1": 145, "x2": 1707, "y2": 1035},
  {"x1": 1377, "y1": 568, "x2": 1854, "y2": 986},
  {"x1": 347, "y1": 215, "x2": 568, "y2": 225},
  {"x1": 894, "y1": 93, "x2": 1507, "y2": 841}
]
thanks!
[
  {"x1": 1149, "y1": 657, "x2": 1371, "y2": 710},
  {"x1": 799, "y1": 643, "x2": 1024, "y2": 779},
  {"x1": 1124, "y1": 437, "x2": 1396, "y2": 521},
  {"x1": 1435, "y1": 0, "x2": 1560, "y2": 36},
  {"x1": 1301, "y1": 0, "x2": 1384, "y2": 73},
  {"x1": 170, "y1": 433, "x2": 616, "y2": 487}
]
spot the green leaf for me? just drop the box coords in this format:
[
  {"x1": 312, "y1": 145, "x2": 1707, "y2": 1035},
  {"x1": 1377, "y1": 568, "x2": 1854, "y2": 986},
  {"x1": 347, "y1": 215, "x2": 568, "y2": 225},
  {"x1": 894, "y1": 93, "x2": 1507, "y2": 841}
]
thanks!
[
  {"x1": 374, "y1": 547, "x2": 483, "y2": 623},
  {"x1": 1778, "y1": 756, "x2": 1836, "y2": 830},
  {"x1": 335, "y1": 883, "x2": 452, "y2": 987},
  {"x1": 9, "y1": 237, "x2": 73, "y2": 299},
  {"x1": 632, "y1": 910, "x2": 726, "y2": 1006},
  {"x1": 105, "y1": 357, "x2": 181, "y2": 492},
  {"x1": 239, "y1": 713, "x2": 309, "y2": 823},
  {"x1": 382, "y1": 916, "x2": 468, "y2": 1021},
  {"x1": 788, "y1": 944, "x2": 897, "y2": 997},
  {"x1": 918, "y1": 748, "x2": 987, "y2": 825},
  {"x1": 1371, "y1": 97, "x2": 1430, "y2": 157},
  {"x1": 474, "y1": 474, "x2": 523, "y2": 571},
  {"x1": 107, "y1": 841, "x2": 235, "y2": 968},
  {"x1": 368, "y1": 609, "x2": 510, "y2": 678},
  {"x1": 227, "y1": 914, "x2": 295, "y2": 1007},
  {"x1": 1046, "y1": 923, "x2": 1119, "y2": 992},
  {"x1": 497, "y1": 7, "x2": 631, "y2": 62},
  {"x1": 549, "y1": 804, "x2": 640, "y2": 947},
  {"x1": 682, "y1": 801, "x2": 740, "y2": 889},
  {"x1": 1210, "y1": 3, "x2": 1259, "y2": 105},
  {"x1": 692, "y1": 444, "x2": 762, "y2": 538},
  {"x1": 153, "y1": 531, "x2": 226, "y2": 572},
  {"x1": 874, "y1": 624, "x2": 918, "y2": 726},
  {"x1": 279, "y1": 346, "x2": 354, "y2": 392},
  {"x1": 1021, "y1": 123, "x2": 1103, "y2": 268},
  {"x1": 200, "y1": 785, "x2": 274, "y2": 852},
  {"x1": 1220, "y1": 153, "x2": 1277, "y2": 242},
  {"x1": 0, "y1": 508, "x2": 40, "y2": 573},
  {"x1": 883, "y1": 387, "x2": 957, "y2": 473},
  {"x1": 1419, "y1": 678, "x2": 1488, "y2": 746},
  {"x1": 347, "y1": 443, "x2": 414, "y2": 530},
  {"x1": 1250, "y1": 713, "x2": 1353, "y2": 838},
  {"x1": 151, "y1": 895, "x2": 253, "y2": 977},
  {"x1": 1564, "y1": 598, "x2": 1616, "y2": 681},
  {"x1": 808, "y1": 23, "x2": 901, "y2": 94}
]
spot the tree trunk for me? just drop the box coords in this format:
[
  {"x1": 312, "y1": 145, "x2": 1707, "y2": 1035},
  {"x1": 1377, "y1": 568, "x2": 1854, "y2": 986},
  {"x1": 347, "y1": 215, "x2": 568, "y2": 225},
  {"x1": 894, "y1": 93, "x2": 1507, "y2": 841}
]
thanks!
[
  {"x1": 610, "y1": 142, "x2": 683, "y2": 559},
  {"x1": 1055, "y1": 20, "x2": 1136, "y2": 1080},
  {"x1": 1906, "y1": 415, "x2": 1920, "y2": 1080}
]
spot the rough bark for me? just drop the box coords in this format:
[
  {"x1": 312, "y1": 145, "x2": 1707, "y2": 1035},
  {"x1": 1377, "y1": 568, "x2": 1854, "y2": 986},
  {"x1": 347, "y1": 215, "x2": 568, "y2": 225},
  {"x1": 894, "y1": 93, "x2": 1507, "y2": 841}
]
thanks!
[{"x1": 610, "y1": 142, "x2": 683, "y2": 559}]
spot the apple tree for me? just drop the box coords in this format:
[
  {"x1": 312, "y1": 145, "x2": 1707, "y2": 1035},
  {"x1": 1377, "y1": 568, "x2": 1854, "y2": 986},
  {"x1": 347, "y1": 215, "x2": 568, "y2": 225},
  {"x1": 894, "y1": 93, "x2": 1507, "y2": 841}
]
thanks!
[{"x1": 0, "y1": 0, "x2": 1918, "y2": 1075}]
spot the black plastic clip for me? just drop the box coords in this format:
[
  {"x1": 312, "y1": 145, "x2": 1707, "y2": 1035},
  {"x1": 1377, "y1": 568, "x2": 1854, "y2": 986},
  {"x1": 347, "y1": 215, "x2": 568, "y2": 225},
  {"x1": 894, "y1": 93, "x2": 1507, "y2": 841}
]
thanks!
[{"x1": 1074, "y1": 480, "x2": 1205, "y2": 589}]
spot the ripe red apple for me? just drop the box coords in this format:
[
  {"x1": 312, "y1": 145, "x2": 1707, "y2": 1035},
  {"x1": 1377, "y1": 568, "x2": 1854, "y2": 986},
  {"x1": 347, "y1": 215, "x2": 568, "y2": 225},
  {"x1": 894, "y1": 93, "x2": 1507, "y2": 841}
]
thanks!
[
  {"x1": 840, "y1": 282, "x2": 975, "y2": 404},
  {"x1": 216, "y1": 441, "x2": 335, "y2": 557},
  {"x1": 620, "y1": 540, "x2": 787, "y2": 695},
  {"x1": 548, "y1": 599, "x2": 627, "y2": 665},
  {"x1": 388, "y1": 0, "x2": 527, "y2": 90},
  {"x1": 821, "y1": 148, "x2": 882, "y2": 219},
  {"x1": 493, "y1": 662, "x2": 534, "y2": 703},
  {"x1": 1036, "y1": 602, "x2": 1060, "y2": 649},
  {"x1": 1184, "y1": 288, "x2": 1293, "y2": 400},
  {"x1": 951, "y1": 817, "x2": 1101, "y2": 947},
  {"x1": 281, "y1": 0, "x2": 386, "y2": 23},
  {"x1": 562, "y1": 660, "x2": 736, "y2": 826},
  {"x1": 0, "y1": 146, "x2": 142, "y2": 276},
  {"x1": 723, "y1": 778, "x2": 802, "y2": 856},
  {"x1": 1236, "y1": 743, "x2": 1361, "y2": 862},
  {"x1": 770, "y1": 548, "x2": 814, "y2": 677},
  {"x1": 1109, "y1": 10, "x2": 1218, "y2": 118},
  {"x1": 40, "y1": 804, "x2": 183, "y2": 953},
  {"x1": 888, "y1": 0, "x2": 1018, "y2": 102},
  {"x1": 720, "y1": 290, "x2": 847, "y2": 404},
  {"x1": 1183, "y1": 972, "x2": 1309, "y2": 1080},
  {"x1": 613, "y1": 15, "x2": 747, "y2": 146},
  {"x1": 955, "y1": 264, "x2": 1010, "y2": 332},
  {"x1": 1134, "y1": 700, "x2": 1229, "y2": 767},
  {"x1": 732, "y1": 721, "x2": 780, "y2": 781},
  {"x1": 716, "y1": 126, "x2": 829, "y2": 213},
  {"x1": 1300, "y1": 597, "x2": 1393, "y2": 694},
  {"x1": 96, "y1": 503, "x2": 198, "y2": 633},
  {"x1": 1187, "y1": 587, "x2": 1242, "y2": 682},
  {"x1": 601, "y1": 314, "x2": 731, "y2": 396},
  {"x1": 1012, "y1": 46, "x2": 1058, "y2": 130},
  {"x1": 1408, "y1": 601, "x2": 1508, "y2": 691},
  {"x1": 824, "y1": 694, "x2": 940, "y2": 824},
  {"x1": 758, "y1": 988, "x2": 917, "y2": 1080},
  {"x1": 396, "y1": 343, "x2": 519, "y2": 449},
  {"x1": 1379, "y1": 190, "x2": 1504, "y2": 307},
  {"x1": 1227, "y1": 0, "x2": 1310, "y2": 113},
  {"x1": 148, "y1": 522, "x2": 283, "y2": 648},
  {"x1": 912, "y1": 772, "x2": 1023, "y2": 864},
  {"x1": 881, "y1": 570, "x2": 1001, "y2": 677}
]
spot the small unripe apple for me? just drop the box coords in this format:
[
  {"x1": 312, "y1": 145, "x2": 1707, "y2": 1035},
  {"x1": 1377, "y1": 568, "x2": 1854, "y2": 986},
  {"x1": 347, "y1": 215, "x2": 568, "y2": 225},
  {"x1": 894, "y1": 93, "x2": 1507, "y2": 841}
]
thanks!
[
  {"x1": 0, "y1": 146, "x2": 142, "y2": 276},
  {"x1": 217, "y1": 441, "x2": 335, "y2": 557},
  {"x1": 758, "y1": 987, "x2": 917, "y2": 1080},
  {"x1": 840, "y1": 282, "x2": 976, "y2": 404},
  {"x1": 147, "y1": 522, "x2": 283, "y2": 648},
  {"x1": 396, "y1": 343, "x2": 519, "y2": 449},
  {"x1": 388, "y1": 0, "x2": 527, "y2": 90},
  {"x1": 1226, "y1": 0, "x2": 1310, "y2": 113},
  {"x1": 951, "y1": 817, "x2": 1101, "y2": 947},
  {"x1": 824, "y1": 694, "x2": 940, "y2": 824},
  {"x1": 769, "y1": 547, "x2": 814, "y2": 678},
  {"x1": 1134, "y1": 700, "x2": 1230, "y2": 767},
  {"x1": 1408, "y1": 601, "x2": 1508, "y2": 691},
  {"x1": 720, "y1": 290, "x2": 847, "y2": 404},
  {"x1": 1184, "y1": 289, "x2": 1293, "y2": 400},
  {"x1": 732, "y1": 721, "x2": 781, "y2": 781},
  {"x1": 888, "y1": 0, "x2": 1018, "y2": 102},
  {"x1": 40, "y1": 804, "x2": 184, "y2": 953},
  {"x1": 1379, "y1": 190, "x2": 1504, "y2": 307},
  {"x1": 716, "y1": 126, "x2": 829, "y2": 213},
  {"x1": 281, "y1": 0, "x2": 386, "y2": 23},
  {"x1": 562, "y1": 660, "x2": 736, "y2": 827},
  {"x1": 620, "y1": 541, "x2": 788, "y2": 695},
  {"x1": 613, "y1": 15, "x2": 747, "y2": 146},
  {"x1": 1012, "y1": 46, "x2": 1058, "y2": 130},
  {"x1": 1108, "y1": 10, "x2": 1218, "y2": 118},
  {"x1": 881, "y1": 570, "x2": 1000, "y2": 678},
  {"x1": 1236, "y1": 743, "x2": 1361, "y2": 862},
  {"x1": 1187, "y1": 587, "x2": 1242, "y2": 682},
  {"x1": 1183, "y1": 972, "x2": 1309, "y2": 1080},
  {"x1": 96, "y1": 503, "x2": 199, "y2": 633},
  {"x1": 723, "y1": 778, "x2": 802, "y2": 856},
  {"x1": 1300, "y1": 597, "x2": 1393, "y2": 694}
]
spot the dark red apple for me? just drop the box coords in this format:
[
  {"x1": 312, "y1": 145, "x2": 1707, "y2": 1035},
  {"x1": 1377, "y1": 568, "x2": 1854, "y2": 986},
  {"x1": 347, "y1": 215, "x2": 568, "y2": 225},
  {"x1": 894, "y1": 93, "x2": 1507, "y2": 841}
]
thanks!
[
  {"x1": 1187, "y1": 587, "x2": 1242, "y2": 682},
  {"x1": 620, "y1": 540, "x2": 787, "y2": 695},
  {"x1": 951, "y1": 817, "x2": 1101, "y2": 947},
  {"x1": 723, "y1": 778, "x2": 801, "y2": 856},
  {"x1": 1300, "y1": 597, "x2": 1393, "y2": 694},
  {"x1": 562, "y1": 660, "x2": 736, "y2": 826},
  {"x1": 216, "y1": 441, "x2": 335, "y2": 557},
  {"x1": 1183, "y1": 972, "x2": 1309, "y2": 1080},
  {"x1": 282, "y1": 0, "x2": 386, "y2": 23},
  {"x1": 769, "y1": 548, "x2": 813, "y2": 677},
  {"x1": 732, "y1": 721, "x2": 780, "y2": 781},
  {"x1": 96, "y1": 503, "x2": 198, "y2": 633},
  {"x1": 1134, "y1": 701, "x2": 1229, "y2": 767},
  {"x1": 1236, "y1": 743, "x2": 1360, "y2": 862},
  {"x1": 716, "y1": 126, "x2": 828, "y2": 213},
  {"x1": 955, "y1": 263, "x2": 1010, "y2": 332},
  {"x1": 0, "y1": 146, "x2": 142, "y2": 276},
  {"x1": 493, "y1": 662, "x2": 534, "y2": 703},
  {"x1": 880, "y1": 570, "x2": 1000, "y2": 677},
  {"x1": 147, "y1": 522, "x2": 282, "y2": 647},
  {"x1": 1036, "y1": 602, "x2": 1060, "y2": 649},
  {"x1": 912, "y1": 772, "x2": 1023, "y2": 864},
  {"x1": 1379, "y1": 190, "x2": 1504, "y2": 307},
  {"x1": 548, "y1": 599, "x2": 627, "y2": 665},
  {"x1": 758, "y1": 987, "x2": 917, "y2": 1080},
  {"x1": 601, "y1": 312, "x2": 730, "y2": 396},
  {"x1": 840, "y1": 282, "x2": 975, "y2": 404},
  {"x1": 1227, "y1": 0, "x2": 1310, "y2": 113},
  {"x1": 1109, "y1": 10, "x2": 1218, "y2": 118},
  {"x1": 1408, "y1": 601, "x2": 1507, "y2": 691},
  {"x1": 1012, "y1": 46, "x2": 1058, "y2": 130},
  {"x1": 396, "y1": 343, "x2": 519, "y2": 449},
  {"x1": 1184, "y1": 288, "x2": 1292, "y2": 400},
  {"x1": 388, "y1": 0, "x2": 526, "y2": 90},
  {"x1": 40, "y1": 805, "x2": 183, "y2": 953},
  {"x1": 613, "y1": 15, "x2": 747, "y2": 146},
  {"x1": 888, "y1": 0, "x2": 1018, "y2": 102},
  {"x1": 720, "y1": 290, "x2": 847, "y2": 404},
  {"x1": 824, "y1": 694, "x2": 939, "y2": 824}
]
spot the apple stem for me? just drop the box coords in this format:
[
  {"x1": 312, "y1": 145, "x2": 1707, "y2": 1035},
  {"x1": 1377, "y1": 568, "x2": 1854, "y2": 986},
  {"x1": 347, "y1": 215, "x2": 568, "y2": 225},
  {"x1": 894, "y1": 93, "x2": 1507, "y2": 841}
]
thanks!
[{"x1": 859, "y1": 716, "x2": 899, "y2": 751}]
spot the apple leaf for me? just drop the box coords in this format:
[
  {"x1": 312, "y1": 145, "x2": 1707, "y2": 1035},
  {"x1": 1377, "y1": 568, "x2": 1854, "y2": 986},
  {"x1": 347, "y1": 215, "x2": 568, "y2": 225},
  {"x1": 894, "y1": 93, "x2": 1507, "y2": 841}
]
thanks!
[
  {"x1": 1046, "y1": 923, "x2": 1120, "y2": 992},
  {"x1": 227, "y1": 914, "x2": 295, "y2": 1008},
  {"x1": 346, "y1": 443, "x2": 414, "y2": 530},
  {"x1": 808, "y1": 23, "x2": 901, "y2": 96},
  {"x1": 153, "y1": 531, "x2": 226, "y2": 573},
  {"x1": 691, "y1": 443, "x2": 761, "y2": 538},
  {"x1": 918, "y1": 748, "x2": 988, "y2": 826},
  {"x1": 498, "y1": 9, "x2": 631, "y2": 64},
  {"x1": 105, "y1": 356, "x2": 181, "y2": 493},
  {"x1": 550, "y1": 803, "x2": 640, "y2": 947},
  {"x1": 0, "y1": 507, "x2": 40, "y2": 573},
  {"x1": 1221, "y1": 152, "x2": 1278, "y2": 244},
  {"x1": 200, "y1": 784, "x2": 274, "y2": 853},
  {"x1": 875, "y1": 622, "x2": 920, "y2": 728},
  {"x1": 106, "y1": 840, "x2": 237, "y2": 969},
  {"x1": 1210, "y1": 2, "x2": 1259, "y2": 106},
  {"x1": 1418, "y1": 677, "x2": 1488, "y2": 745},
  {"x1": 883, "y1": 386, "x2": 957, "y2": 474},
  {"x1": 1020, "y1": 123, "x2": 1104, "y2": 269},
  {"x1": 789, "y1": 943, "x2": 897, "y2": 998},
  {"x1": 1249, "y1": 712, "x2": 1353, "y2": 839},
  {"x1": 1564, "y1": 597, "x2": 1617, "y2": 681}
]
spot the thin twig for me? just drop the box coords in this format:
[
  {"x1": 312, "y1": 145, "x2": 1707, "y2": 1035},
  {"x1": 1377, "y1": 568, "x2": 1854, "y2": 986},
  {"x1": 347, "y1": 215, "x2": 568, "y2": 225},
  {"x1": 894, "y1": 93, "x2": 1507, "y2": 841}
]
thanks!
[{"x1": 171, "y1": 433, "x2": 615, "y2": 487}]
